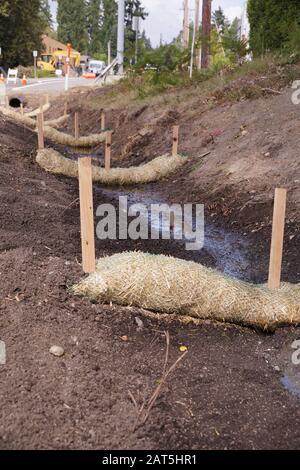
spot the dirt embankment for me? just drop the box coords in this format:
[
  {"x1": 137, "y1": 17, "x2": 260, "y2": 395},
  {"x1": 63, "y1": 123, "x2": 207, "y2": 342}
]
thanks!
[
  {"x1": 30, "y1": 66, "x2": 300, "y2": 282},
  {"x1": 0, "y1": 64, "x2": 300, "y2": 450}
]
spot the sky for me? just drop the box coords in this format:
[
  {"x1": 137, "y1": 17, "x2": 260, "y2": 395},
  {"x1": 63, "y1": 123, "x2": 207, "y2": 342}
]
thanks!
[{"x1": 50, "y1": 0, "x2": 246, "y2": 47}]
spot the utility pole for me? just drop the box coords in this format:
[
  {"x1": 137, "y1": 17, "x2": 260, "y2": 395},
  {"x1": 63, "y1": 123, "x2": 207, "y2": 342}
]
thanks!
[
  {"x1": 190, "y1": 0, "x2": 198, "y2": 78},
  {"x1": 201, "y1": 0, "x2": 212, "y2": 69},
  {"x1": 182, "y1": 0, "x2": 189, "y2": 48},
  {"x1": 195, "y1": 0, "x2": 200, "y2": 32},
  {"x1": 117, "y1": 0, "x2": 125, "y2": 75}
]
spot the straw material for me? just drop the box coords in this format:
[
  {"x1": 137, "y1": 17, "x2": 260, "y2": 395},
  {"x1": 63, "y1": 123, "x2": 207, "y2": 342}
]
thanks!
[
  {"x1": 0, "y1": 106, "x2": 36, "y2": 128},
  {"x1": 72, "y1": 251, "x2": 300, "y2": 330},
  {"x1": 26, "y1": 102, "x2": 50, "y2": 117},
  {"x1": 44, "y1": 114, "x2": 70, "y2": 129},
  {"x1": 36, "y1": 148, "x2": 187, "y2": 185},
  {"x1": 41, "y1": 125, "x2": 106, "y2": 147}
]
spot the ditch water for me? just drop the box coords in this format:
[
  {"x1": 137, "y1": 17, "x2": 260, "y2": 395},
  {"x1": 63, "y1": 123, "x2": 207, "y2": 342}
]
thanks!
[{"x1": 95, "y1": 186, "x2": 254, "y2": 282}]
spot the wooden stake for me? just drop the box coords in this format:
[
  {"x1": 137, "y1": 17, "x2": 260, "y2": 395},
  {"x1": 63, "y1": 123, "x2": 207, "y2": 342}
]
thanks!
[
  {"x1": 78, "y1": 157, "x2": 96, "y2": 273},
  {"x1": 74, "y1": 112, "x2": 79, "y2": 140},
  {"x1": 105, "y1": 131, "x2": 112, "y2": 171},
  {"x1": 101, "y1": 111, "x2": 105, "y2": 130},
  {"x1": 172, "y1": 125, "x2": 179, "y2": 156},
  {"x1": 39, "y1": 96, "x2": 44, "y2": 113},
  {"x1": 5, "y1": 96, "x2": 9, "y2": 108},
  {"x1": 20, "y1": 103, "x2": 24, "y2": 115},
  {"x1": 268, "y1": 188, "x2": 287, "y2": 290},
  {"x1": 37, "y1": 113, "x2": 44, "y2": 149}
]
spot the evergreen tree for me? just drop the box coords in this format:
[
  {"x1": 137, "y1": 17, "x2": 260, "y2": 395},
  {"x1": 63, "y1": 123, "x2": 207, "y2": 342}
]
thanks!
[
  {"x1": 57, "y1": 0, "x2": 89, "y2": 52},
  {"x1": 87, "y1": 0, "x2": 101, "y2": 55},
  {"x1": 40, "y1": 0, "x2": 53, "y2": 28},
  {"x1": 212, "y1": 6, "x2": 229, "y2": 34},
  {"x1": 0, "y1": 0, "x2": 46, "y2": 67},
  {"x1": 98, "y1": 0, "x2": 118, "y2": 56},
  {"x1": 248, "y1": 0, "x2": 300, "y2": 56}
]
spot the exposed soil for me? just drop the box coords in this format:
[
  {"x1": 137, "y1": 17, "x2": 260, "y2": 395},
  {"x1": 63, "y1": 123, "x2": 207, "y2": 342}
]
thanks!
[{"x1": 1, "y1": 68, "x2": 300, "y2": 449}]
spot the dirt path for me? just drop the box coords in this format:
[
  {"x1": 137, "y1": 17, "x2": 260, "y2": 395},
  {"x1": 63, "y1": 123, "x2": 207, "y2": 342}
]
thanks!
[{"x1": 1, "y1": 113, "x2": 300, "y2": 449}]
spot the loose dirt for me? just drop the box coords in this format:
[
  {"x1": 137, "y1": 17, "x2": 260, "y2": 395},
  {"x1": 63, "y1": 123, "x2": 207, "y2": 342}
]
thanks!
[{"x1": 1, "y1": 68, "x2": 300, "y2": 449}]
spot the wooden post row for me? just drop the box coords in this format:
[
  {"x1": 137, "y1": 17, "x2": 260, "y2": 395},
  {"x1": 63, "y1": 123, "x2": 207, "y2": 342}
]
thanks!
[
  {"x1": 268, "y1": 188, "x2": 287, "y2": 290},
  {"x1": 37, "y1": 113, "x2": 44, "y2": 149},
  {"x1": 105, "y1": 131, "x2": 112, "y2": 171},
  {"x1": 74, "y1": 112, "x2": 79, "y2": 140},
  {"x1": 78, "y1": 157, "x2": 96, "y2": 273},
  {"x1": 172, "y1": 125, "x2": 179, "y2": 156}
]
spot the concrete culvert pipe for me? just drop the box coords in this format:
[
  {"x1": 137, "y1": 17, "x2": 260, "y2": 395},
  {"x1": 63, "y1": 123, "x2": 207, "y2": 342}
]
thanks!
[{"x1": 9, "y1": 96, "x2": 27, "y2": 109}]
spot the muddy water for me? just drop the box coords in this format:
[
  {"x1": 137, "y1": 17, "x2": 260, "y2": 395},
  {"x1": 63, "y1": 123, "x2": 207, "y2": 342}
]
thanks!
[{"x1": 95, "y1": 186, "x2": 253, "y2": 282}]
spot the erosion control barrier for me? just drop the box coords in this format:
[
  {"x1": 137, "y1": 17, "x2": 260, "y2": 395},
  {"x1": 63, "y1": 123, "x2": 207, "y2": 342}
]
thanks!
[
  {"x1": 44, "y1": 114, "x2": 70, "y2": 129},
  {"x1": 36, "y1": 148, "x2": 187, "y2": 185},
  {"x1": 0, "y1": 106, "x2": 36, "y2": 128},
  {"x1": 26, "y1": 101, "x2": 50, "y2": 117},
  {"x1": 0, "y1": 106, "x2": 69, "y2": 130},
  {"x1": 71, "y1": 251, "x2": 300, "y2": 331},
  {"x1": 41, "y1": 126, "x2": 106, "y2": 147}
]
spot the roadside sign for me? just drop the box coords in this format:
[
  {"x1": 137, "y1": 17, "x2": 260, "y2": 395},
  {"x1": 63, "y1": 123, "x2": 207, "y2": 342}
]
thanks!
[{"x1": 33, "y1": 50, "x2": 38, "y2": 58}]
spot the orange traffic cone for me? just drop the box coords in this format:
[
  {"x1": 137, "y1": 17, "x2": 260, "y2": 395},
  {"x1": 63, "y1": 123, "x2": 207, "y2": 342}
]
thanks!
[{"x1": 21, "y1": 74, "x2": 27, "y2": 86}]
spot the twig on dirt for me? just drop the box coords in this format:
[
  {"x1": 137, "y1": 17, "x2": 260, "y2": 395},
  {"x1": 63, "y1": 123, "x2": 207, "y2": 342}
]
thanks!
[
  {"x1": 197, "y1": 151, "x2": 211, "y2": 159},
  {"x1": 133, "y1": 331, "x2": 188, "y2": 430},
  {"x1": 261, "y1": 87, "x2": 282, "y2": 95},
  {"x1": 128, "y1": 391, "x2": 139, "y2": 411},
  {"x1": 63, "y1": 198, "x2": 79, "y2": 212}
]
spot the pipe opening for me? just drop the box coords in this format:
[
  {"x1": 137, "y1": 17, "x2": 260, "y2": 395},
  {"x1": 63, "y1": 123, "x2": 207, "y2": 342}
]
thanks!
[{"x1": 9, "y1": 97, "x2": 24, "y2": 108}]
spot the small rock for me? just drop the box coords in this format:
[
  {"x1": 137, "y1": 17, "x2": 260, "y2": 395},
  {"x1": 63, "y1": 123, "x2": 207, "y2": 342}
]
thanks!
[
  {"x1": 50, "y1": 345, "x2": 64, "y2": 357},
  {"x1": 274, "y1": 366, "x2": 280, "y2": 372},
  {"x1": 135, "y1": 317, "x2": 143, "y2": 330},
  {"x1": 264, "y1": 152, "x2": 271, "y2": 157}
]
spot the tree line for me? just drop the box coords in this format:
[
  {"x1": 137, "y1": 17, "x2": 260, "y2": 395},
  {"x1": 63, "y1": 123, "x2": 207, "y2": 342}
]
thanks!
[
  {"x1": 248, "y1": 0, "x2": 300, "y2": 57},
  {"x1": 0, "y1": 0, "x2": 149, "y2": 67}
]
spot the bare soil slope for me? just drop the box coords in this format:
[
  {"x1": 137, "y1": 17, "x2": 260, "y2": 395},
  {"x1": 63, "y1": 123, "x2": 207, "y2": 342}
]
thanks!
[{"x1": 1, "y1": 63, "x2": 300, "y2": 449}]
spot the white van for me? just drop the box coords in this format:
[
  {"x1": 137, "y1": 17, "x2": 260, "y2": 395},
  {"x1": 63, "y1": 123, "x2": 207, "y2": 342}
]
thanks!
[{"x1": 88, "y1": 60, "x2": 106, "y2": 76}]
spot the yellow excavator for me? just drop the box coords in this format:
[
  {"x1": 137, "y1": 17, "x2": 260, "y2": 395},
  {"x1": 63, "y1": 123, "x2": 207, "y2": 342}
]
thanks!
[{"x1": 37, "y1": 50, "x2": 81, "y2": 73}]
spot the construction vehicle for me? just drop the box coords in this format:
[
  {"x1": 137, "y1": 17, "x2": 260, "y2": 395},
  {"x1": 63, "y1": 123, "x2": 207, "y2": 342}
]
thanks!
[{"x1": 37, "y1": 50, "x2": 81, "y2": 74}]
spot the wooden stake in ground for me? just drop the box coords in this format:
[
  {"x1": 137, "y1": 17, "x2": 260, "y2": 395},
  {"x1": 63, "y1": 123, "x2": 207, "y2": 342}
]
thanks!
[
  {"x1": 37, "y1": 113, "x2": 44, "y2": 149},
  {"x1": 101, "y1": 111, "x2": 105, "y2": 130},
  {"x1": 78, "y1": 157, "x2": 96, "y2": 273},
  {"x1": 20, "y1": 103, "x2": 24, "y2": 115},
  {"x1": 74, "y1": 112, "x2": 79, "y2": 139},
  {"x1": 5, "y1": 96, "x2": 9, "y2": 108},
  {"x1": 172, "y1": 126, "x2": 179, "y2": 156},
  {"x1": 39, "y1": 96, "x2": 44, "y2": 113},
  {"x1": 268, "y1": 188, "x2": 287, "y2": 290},
  {"x1": 105, "y1": 131, "x2": 112, "y2": 171}
]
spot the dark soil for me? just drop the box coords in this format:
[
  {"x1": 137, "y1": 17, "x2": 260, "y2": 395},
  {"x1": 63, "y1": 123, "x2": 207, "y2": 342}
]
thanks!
[{"x1": 1, "y1": 85, "x2": 300, "y2": 450}]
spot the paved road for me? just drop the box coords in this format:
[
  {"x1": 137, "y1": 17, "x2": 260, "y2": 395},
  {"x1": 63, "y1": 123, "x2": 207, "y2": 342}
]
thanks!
[{"x1": 6, "y1": 77, "x2": 97, "y2": 95}]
